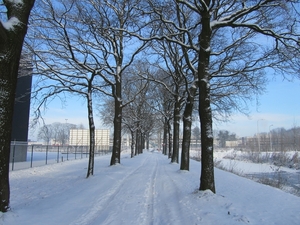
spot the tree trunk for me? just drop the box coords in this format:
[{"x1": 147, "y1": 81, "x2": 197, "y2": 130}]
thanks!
[
  {"x1": 110, "y1": 79, "x2": 122, "y2": 165},
  {"x1": 180, "y1": 86, "x2": 196, "y2": 171},
  {"x1": 198, "y1": 7, "x2": 215, "y2": 193},
  {"x1": 130, "y1": 129, "x2": 135, "y2": 158},
  {"x1": 0, "y1": 62, "x2": 16, "y2": 212},
  {"x1": 135, "y1": 126, "x2": 140, "y2": 155},
  {"x1": 168, "y1": 121, "x2": 172, "y2": 158},
  {"x1": 141, "y1": 133, "x2": 145, "y2": 153},
  {"x1": 171, "y1": 98, "x2": 181, "y2": 163},
  {"x1": 86, "y1": 91, "x2": 95, "y2": 178},
  {"x1": 0, "y1": 0, "x2": 35, "y2": 212},
  {"x1": 163, "y1": 117, "x2": 168, "y2": 155},
  {"x1": 137, "y1": 130, "x2": 143, "y2": 154},
  {"x1": 145, "y1": 132, "x2": 149, "y2": 150}
]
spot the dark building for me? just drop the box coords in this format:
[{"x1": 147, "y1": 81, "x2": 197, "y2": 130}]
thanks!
[{"x1": 10, "y1": 54, "x2": 32, "y2": 162}]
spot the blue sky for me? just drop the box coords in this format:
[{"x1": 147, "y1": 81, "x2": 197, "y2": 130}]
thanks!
[
  {"x1": 29, "y1": 76, "x2": 300, "y2": 140},
  {"x1": 215, "y1": 77, "x2": 300, "y2": 137}
]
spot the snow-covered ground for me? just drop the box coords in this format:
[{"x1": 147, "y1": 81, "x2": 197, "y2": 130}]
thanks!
[
  {"x1": 1, "y1": 150, "x2": 300, "y2": 225},
  {"x1": 212, "y1": 149, "x2": 300, "y2": 196},
  {"x1": 10, "y1": 152, "x2": 96, "y2": 171}
]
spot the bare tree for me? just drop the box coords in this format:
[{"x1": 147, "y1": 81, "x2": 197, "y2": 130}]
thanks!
[
  {"x1": 124, "y1": 62, "x2": 153, "y2": 154},
  {"x1": 38, "y1": 124, "x2": 53, "y2": 145},
  {"x1": 28, "y1": 0, "x2": 109, "y2": 177},
  {"x1": 100, "y1": 61, "x2": 156, "y2": 157},
  {"x1": 28, "y1": 0, "x2": 148, "y2": 176},
  {"x1": 176, "y1": 0, "x2": 300, "y2": 192},
  {"x1": 132, "y1": 0, "x2": 300, "y2": 193},
  {"x1": 146, "y1": 79, "x2": 174, "y2": 156},
  {"x1": 38, "y1": 122, "x2": 76, "y2": 145},
  {"x1": 142, "y1": 42, "x2": 187, "y2": 163},
  {"x1": 0, "y1": 0, "x2": 35, "y2": 212},
  {"x1": 268, "y1": 126, "x2": 300, "y2": 152},
  {"x1": 74, "y1": 0, "x2": 147, "y2": 166}
]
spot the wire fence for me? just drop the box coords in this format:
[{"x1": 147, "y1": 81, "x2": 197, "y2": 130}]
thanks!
[{"x1": 9, "y1": 142, "x2": 111, "y2": 171}]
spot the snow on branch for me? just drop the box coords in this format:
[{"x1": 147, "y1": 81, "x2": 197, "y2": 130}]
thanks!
[
  {"x1": 1, "y1": 17, "x2": 21, "y2": 31},
  {"x1": 7, "y1": 0, "x2": 23, "y2": 4}
]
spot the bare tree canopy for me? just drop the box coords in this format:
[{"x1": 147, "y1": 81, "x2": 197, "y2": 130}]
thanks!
[
  {"x1": 28, "y1": 0, "x2": 148, "y2": 171},
  {"x1": 134, "y1": 0, "x2": 300, "y2": 192},
  {"x1": 17, "y1": 0, "x2": 300, "y2": 201}
]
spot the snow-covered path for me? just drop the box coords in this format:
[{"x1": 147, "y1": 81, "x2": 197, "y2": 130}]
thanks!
[
  {"x1": 4, "y1": 152, "x2": 200, "y2": 225},
  {"x1": 2, "y1": 151, "x2": 300, "y2": 225}
]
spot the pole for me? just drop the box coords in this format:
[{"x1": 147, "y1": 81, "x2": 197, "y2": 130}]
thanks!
[
  {"x1": 12, "y1": 141, "x2": 16, "y2": 171},
  {"x1": 46, "y1": 145, "x2": 48, "y2": 165},
  {"x1": 257, "y1": 120, "x2": 260, "y2": 161},
  {"x1": 57, "y1": 145, "x2": 60, "y2": 163},
  {"x1": 257, "y1": 119, "x2": 264, "y2": 162},
  {"x1": 30, "y1": 145, "x2": 34, "y2": 168},
  {"x1": 269, "y1": 125, "x2": 273, "y2": 152},
  {"x1": 67, "y1": 146, "x2": 69, "y2": 161}
]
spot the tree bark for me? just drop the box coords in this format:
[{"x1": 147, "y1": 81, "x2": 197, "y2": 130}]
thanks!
[
  {"x1": 137, "y1": 130, "x2": 140, "y2": 154},
  {"x1": 135, "y1": 125, "x2": 141, "y2": 155},
  {"x1": 130, "y1": 129, "x2": 135, "y2": 158},
  {"x1": 180, "y1": 85, "x2": 197, "y2": 171},
  {"x1": 168, "y1": 121, "x2": 172, "y2": 158},
  {"x1": 0, "y1": 61, "x2": 16, "y2": 213},
  {"x1": 140, "y1": 132, "x2": 145, "y2": 153},
  {"x1": 110, "y1": 79, "x2": 122, "y2": 165},
  {"x1": 198, "y1": 5, "x2": 215, "y2": 193},
  {"x1": 163, "y1": 117, "x2": 168, "y2": 155},
  {"x1": 86, "y1": 89, "x2": 95, "y2": 178},
  {"x1": 145, "y1": 132, "x2": 149, "y2": 150},
  {"x1": 171, "y1": 98, "x2": 181, "y2": 163},
  {"x1": 0, "y1": 0, "x2": 35, "y2": 212}
]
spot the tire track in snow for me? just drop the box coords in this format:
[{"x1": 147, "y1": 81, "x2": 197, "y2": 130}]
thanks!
[
  {"x1": 157, "y1": 167, "x2": 182, "y2": 224},
  {"x1": 151, "y1": 159, "x2": 193, "y2": 225},
  {"x1": 71, "y1": 156, "x2": 149, "y2": 225},
  {"x1": 138, "y1": 153, "x2": 159, "y2": 225}
]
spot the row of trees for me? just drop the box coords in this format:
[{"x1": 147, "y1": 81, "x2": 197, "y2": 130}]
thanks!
[
  {"x1": 270, "y1": 127, "x2": 300, "y2": 152},
  {"x1": 38, "y1": 122, "x2": 85, "y2": 145},
  {"x1": 1, "y1": 0, "x2": 299, "y2": 212},
  {"x1": 248, "y1": 126, "x2": 300, "y2": 152}
]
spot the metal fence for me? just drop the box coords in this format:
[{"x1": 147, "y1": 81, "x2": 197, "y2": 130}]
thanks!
[{"x1": 9, "y1": 142, "x2": 111, "y2": 171}]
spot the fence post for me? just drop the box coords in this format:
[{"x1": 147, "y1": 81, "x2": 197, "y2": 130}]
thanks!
[
  {"x1": 57, "y1": 145, "x2": 60, "y2": 163},
  {"x1": 30, "y1": 145, "x2": 34, "y2": 168},
  {"x1": 46, "y1": 145, "x2": 48, "y2": 165},
  {"x1": 12, "y1": 142, "x2": 16, "y2": 171},
  {"x1": 67, "y1": 146, "x2": 69, "y2": 161}
]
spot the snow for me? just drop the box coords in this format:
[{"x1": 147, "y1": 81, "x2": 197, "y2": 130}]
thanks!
[
  {"x1": 213, "y1": 149, "x2": 300, "y2": 196},
  {"x1": 8, "y1": 0, "x2": 23, "y2": 4},
  {"x1": 1, "y1": 17, "x2": 20, "y2": 31},
  {"x1": 1, "y1": 151, "x2": 300, "y2": 225}
]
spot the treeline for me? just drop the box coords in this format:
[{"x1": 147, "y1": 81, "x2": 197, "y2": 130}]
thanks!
[
  {"x1": 248, "y1": 126, "x2": 300, "y2": 152},
  {"x1": 1, "y1": 0, "x2": 300, "y2": 212},
  {"x1": 37, "y1": 122, "x2": 85, "y2": 145}
]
